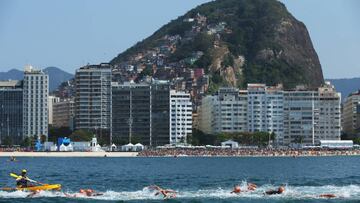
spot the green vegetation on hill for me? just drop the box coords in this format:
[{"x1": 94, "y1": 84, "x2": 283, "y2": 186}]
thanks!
[{"x1": 111, "y1": 0, "x2": 324, "y2": 90}]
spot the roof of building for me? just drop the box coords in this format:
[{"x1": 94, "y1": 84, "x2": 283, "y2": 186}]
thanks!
[{"x1": 0, "y1": 80, "x2": 22, "y2": 88}]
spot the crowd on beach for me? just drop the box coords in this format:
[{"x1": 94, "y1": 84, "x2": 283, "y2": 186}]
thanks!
[
  {"x1": 0, "y1": 147, "x2": 29, "y2": 152},
  {"x1": 138, "y1": 148, "x2": 360, "y2": 157}
]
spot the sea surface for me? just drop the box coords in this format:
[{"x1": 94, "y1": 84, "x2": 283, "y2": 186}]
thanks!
[{"x1": 1, "y1": 156, "x2": 360, "y2": 202}]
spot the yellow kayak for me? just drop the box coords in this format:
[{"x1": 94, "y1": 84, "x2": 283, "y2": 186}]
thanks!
[
  {"x1": 16, "y1": 184, "x2": 61, "y2": 191},
  {"x1": 16, "y1": 184, "x2": 62, "y2": 191}
]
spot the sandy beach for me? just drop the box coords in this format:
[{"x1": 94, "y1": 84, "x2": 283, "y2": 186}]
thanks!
[{"x1": 0, "y1": 151, "x2": 138, "y2": 157}]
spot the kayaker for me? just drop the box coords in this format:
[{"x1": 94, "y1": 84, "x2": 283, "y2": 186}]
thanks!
[
  {"x1": 265, "y1": 186, "x2": 285, "y2": 195},
  {"x1": 230, "y1": 185, "x2": 241, "y2": 194},
  {"x1": 16, "y1": 170, "x2": 31, "y2": 188},
  {"x1": 148, "y1": 185, "x2": 177, "y2": 199}
]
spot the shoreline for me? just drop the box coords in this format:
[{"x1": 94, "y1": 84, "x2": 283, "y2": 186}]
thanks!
[
  {"x1": 0, "y1": 151, "x2": 360, "y2": 157},
  {"x1": 0, "y1": 152, "x2": 138, "y2": 157},
  {"x1": 138, "y1": 154, "x2": 360, "y2": 158}
]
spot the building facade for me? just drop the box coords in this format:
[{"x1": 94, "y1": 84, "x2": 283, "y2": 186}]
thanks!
[
  {"x1": 283, "y1": 90, "x2": 316, "y2": 145},
  {"x1": 197, "y1": 82, "x2": 340, "y2": 146},
  {"x1": 53, "y1": 98, "x2": 75, "y2": 129},
  {"x1": 75, "y1": 63, "x2": 112, "y2": 131},
  {"x1": 170, "y1": 90, "x2": 192, "y2": 144},
  {"x1": 198, "y1": 87, "x2": 247, "y2": 134},
  {"x1": 48, "y1": 96, "x2": 60, "y2": 125},
  {"x1": 342, "y1": 90, "x2": 360, "y2": 135},
  {"x1": 111, "y1": 81, "x2": 170, "y2": 146},
  {"x1": 247, "y1": 84, "x2": 284, "y2": 143},
  {"x1": 0, "y1": 80, "x2": 23, "y2": 145},
  {"x1": 283, "y1": 83, "x2": 341, "y2": 145},
  {"x1": 23, "y1": 66, "x2": 49, "y2": 139}
]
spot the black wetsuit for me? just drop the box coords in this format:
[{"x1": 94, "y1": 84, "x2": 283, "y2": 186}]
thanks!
[
  {"x1": 16, "y1": 176, "x2": 29, "y2": 188},
  {"x1": 265, "y1": 190, "x2": 282, "y2": 195}
]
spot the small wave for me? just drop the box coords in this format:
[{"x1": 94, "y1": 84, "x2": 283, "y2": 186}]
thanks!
[{"x1": 1, "y1": 184, "x2": 360, "y2": 201}]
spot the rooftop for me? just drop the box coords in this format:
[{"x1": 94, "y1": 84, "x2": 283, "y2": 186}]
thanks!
[{"x1": 0, "y1": 80, "x2": 22, "y2": 89}]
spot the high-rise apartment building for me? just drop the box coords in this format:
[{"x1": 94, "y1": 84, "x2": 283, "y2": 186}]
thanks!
[
  {"x1": 75, "y1": 63, "x2": 112, "y2": 131},
  {"x1": 23, "y1": 66, "x2": 49, "y2": 139},
  {"x1": 111, "y1": 81, "x2": 170, "y2": 146},
  {"x1": 283, "y1": 82, "x2": 341, "y2": 145},
  {"x1": 198, "y1": 87, "x2": 248, "y2": 134},
  {"x1": 53, "y1": 98, "x2": 75, "y2": 130},
  {"x1": 247, "y1": 84, "x2": 284, "y2": 143},
  {"x1": 283, "y1": 90, "x2": 316, "y2": 145},
  {"x1": 170, "y1": 90, "x2": 192, "y2": 144},
  {"x1": 342, "y1": 90, "x2": 360, "y2": 135},
  {"x1": 48, "y1": 96, "x2": 60, "y2": 125},
  {"x1": 0, "y1": 80, "x2": 23, "y2": 144},
  {"x1": 197, "y1": 82, "x2": 340, "y2": 146}
]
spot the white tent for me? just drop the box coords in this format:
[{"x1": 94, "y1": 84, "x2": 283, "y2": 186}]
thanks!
[
  {"x1": 134, "y1": 143, "x2": 144, "y2": 151},
  {"x1": 122, "y1": 143, "x2": 134, "y2": 151},
  {"x1": 59, "y1": 144, "x2": 66, "y2": 151},
  {"x1": 59, "y1": 143, "x2": 73, "y2": 151},
  {"x1": 111, "y1": 144, "x2": 117, "y2": 151},
  {"x1": 221, "y1": 140, "x2": 239, "y2": 149},
  {"x1": 92, "y1": 144, "x2": 104, "y2": 152}
]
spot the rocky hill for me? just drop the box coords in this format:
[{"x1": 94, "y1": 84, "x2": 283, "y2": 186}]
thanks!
[
  {"x1": 110, "y1": 0, "x2": 324, "y2": 90},
  {"x1": 43, "y1": 67, "x2": 74, "y2": 91}
]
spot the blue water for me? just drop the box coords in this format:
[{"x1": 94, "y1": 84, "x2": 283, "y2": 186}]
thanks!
[{"x1": 1, "y1": 156, "x2": 360, "y2": 202}]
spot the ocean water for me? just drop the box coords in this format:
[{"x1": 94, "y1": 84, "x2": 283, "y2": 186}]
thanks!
[{"x1": 1, "y1": 156, "x2": 360, "y2": 202}]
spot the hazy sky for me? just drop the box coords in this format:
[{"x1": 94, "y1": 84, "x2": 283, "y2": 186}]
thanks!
[{"x1": 0, "y1": 0, "x2": 358, "y2": 79}]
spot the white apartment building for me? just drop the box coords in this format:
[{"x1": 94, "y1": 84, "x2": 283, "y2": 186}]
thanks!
[
  {"x1": 170, "y1": 90, "x2": 192, "y2": 144},
  {"x1": 316, "y1": 83, "x2": 341, "y2": 141},
  {"x1": 247, "y1": 84, "x2": 284, "y2": 144},
  {"x1": 283, "y1": 82, "x2": 341, "y2": 145},
  {"x1": 198, "y1": 88, "x2": 247, "y2": 134},
  {"x1": 197, "y1": 82, "x2": 340, "y2": 146},
  {"x1": 283, "y1": 90, "x2": 317, "y2": 145},
  {"x1": 48, "y1": 96, "x2": 60, "y2": 125},
  {"x1": 342, "y1": 90, "x2": 360, "y2": 135},
  {"x1": 23, "y1": 65, "x2": 49, "y2": 139}
]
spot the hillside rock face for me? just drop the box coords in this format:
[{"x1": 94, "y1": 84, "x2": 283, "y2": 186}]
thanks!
[{"x1": 111, "y1": 0, "x2": 324, "y2": 89}]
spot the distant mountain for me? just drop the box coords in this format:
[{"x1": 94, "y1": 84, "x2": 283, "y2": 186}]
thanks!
[
  {"x1": 43, "y1": 67, "x2": 74, "y2": 91},
  {"x1": 0, "y1": 69, "x2": 23, "y2": 80},
  {"x1": 0, "y1": 67, "x2": 73, "y2": 91},
  {"x1": 327, "y1": 78, "x2": 360, "y2": 101}
]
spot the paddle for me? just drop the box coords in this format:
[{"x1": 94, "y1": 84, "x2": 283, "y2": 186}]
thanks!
[{"x1": 9, "y1": 173, "x2": 46, "y2": 185}]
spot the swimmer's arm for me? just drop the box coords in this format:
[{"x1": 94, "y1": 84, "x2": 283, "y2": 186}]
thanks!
[{"x1": 165, "y1": 189, "x2": 176, "y2": 193}]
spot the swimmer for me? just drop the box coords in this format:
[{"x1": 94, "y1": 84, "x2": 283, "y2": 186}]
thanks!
[
  {"x1": 265, "y1": 186, "x2": 285, "y2": 195},
  {"x1": 27, "y1": 190, "x2": 40, "y2": 198},
  {"x1": 148, "y1": 185, "x2": 177, "y2": 199},
  {"x1": 247, "y1": 183, "x2": 257, "y2": 191},
  {"x1": 319, "y1": 194, "x2": 336, "y2": 199},
  {"x1": 65, "y1": 189, "x2": 103, "y2": 197},
  {"x1": 231, "y1": 185, "x2": 241, "y2": 194}
]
